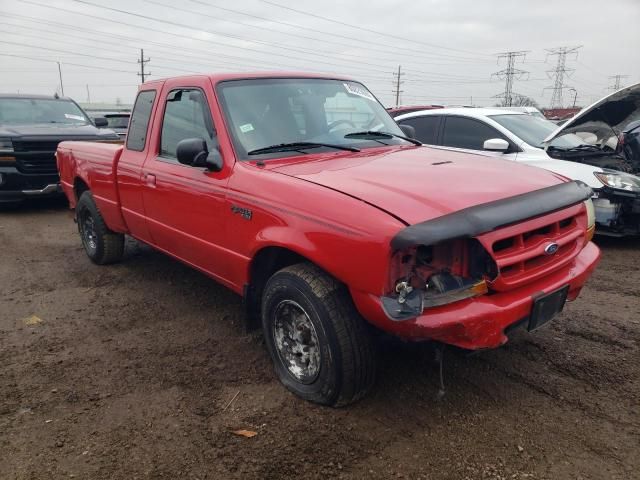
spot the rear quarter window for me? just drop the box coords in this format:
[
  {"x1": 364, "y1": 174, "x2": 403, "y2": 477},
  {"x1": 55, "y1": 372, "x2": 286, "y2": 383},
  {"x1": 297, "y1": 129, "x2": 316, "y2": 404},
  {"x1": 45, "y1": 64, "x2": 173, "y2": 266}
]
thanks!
[{"x1": 126, "y1": 90, "x2": 157, "y2": 152}]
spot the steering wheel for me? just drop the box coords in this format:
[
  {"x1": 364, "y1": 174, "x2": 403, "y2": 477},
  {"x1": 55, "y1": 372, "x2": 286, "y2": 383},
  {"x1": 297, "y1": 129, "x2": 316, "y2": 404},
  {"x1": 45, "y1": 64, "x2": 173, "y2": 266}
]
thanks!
[{"x1": 327, "y1": 119, "x2": 357, "y2": 131}]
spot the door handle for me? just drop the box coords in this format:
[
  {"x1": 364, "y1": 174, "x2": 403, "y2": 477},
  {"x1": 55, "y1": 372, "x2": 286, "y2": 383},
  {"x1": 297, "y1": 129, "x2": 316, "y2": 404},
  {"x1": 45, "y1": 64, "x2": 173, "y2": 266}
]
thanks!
[{"x1": 145, "y1": 173, "x2": 156, "y2": 187}]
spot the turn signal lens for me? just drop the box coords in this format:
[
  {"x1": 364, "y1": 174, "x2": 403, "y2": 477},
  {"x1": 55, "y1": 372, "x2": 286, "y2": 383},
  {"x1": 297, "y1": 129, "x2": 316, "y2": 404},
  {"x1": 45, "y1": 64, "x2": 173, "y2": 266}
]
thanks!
[{"x1": 585, "y1": 225, "x2": 595, "y2": 244}]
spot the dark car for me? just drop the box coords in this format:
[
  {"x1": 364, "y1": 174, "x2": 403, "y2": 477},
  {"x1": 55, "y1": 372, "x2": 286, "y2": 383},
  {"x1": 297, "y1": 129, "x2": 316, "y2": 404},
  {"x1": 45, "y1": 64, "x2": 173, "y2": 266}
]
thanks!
[
  {"x1": 0, "y1": 94, "x2": 120, "y2": 204},
  {"x1": 90, "y1": 111, "x2": 130, "y2": 139}
]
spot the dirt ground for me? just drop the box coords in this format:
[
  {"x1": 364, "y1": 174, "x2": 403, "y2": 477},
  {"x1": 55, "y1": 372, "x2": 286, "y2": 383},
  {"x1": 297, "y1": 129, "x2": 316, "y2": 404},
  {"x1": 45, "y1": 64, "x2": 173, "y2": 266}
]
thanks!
[{"x1": 1, "y1": 198, "x2": 638, "y2": 480}]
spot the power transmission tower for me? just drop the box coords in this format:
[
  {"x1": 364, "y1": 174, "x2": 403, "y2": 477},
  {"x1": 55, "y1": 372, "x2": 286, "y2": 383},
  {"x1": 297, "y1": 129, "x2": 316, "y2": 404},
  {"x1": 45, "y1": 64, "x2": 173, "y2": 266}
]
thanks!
[
  {"x1": 392, "y1": 65, "x2": 404, "y2": 107},
  {"x1": 608, "y1": 74, "x2": 629, "y2": 92},
  {"x1": 544, "y1": 46, "x2": 581, "y2": 108},
  {"x1": 137, "y1": 49, "x2": 150, "y2": 84},
  {"x1": 492, "y1": 51, "x2": 529, "y2": 106}
]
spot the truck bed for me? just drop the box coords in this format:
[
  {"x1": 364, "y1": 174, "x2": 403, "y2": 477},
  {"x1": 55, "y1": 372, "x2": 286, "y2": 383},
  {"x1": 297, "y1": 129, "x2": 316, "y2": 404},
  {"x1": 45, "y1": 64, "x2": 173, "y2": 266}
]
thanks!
[{"x1": 57, "y1": 141, "x2": 126, "y2": 230}]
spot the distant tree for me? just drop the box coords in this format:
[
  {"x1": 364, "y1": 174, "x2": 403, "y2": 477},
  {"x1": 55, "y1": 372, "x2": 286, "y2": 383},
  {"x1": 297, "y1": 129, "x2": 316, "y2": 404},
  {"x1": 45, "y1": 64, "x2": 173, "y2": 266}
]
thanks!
[
  {"x1": 494, "y1": 94, "x2": 540, "y2": 108},
  {"x1": 116, "y1": 97, "x2": 122, "y2": 106}
]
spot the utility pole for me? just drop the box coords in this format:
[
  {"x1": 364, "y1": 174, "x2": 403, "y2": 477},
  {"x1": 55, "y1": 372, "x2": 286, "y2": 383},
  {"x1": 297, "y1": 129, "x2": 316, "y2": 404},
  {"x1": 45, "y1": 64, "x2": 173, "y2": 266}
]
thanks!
[
  {"x1": 492, "y1": 50, "x2": 529, "y2": 106},
  {"x1": 137, "y1": 48, "x2": 150, "y2": 84},
  {"x1": 57, "y1": 61, "x2": 64, "y2": 96},
  {"x1": 608, "y1": 74, "x2": 629, "y2": 92},
  {"x1": 86, "y1": 84, "x2": 91, "y2": 103},
  {"x1": 544, "y1": 46, "x2": 581, "y2": 108},
  {"x1": 392, "y1": 65, "x2": 404, "y2": 107}
]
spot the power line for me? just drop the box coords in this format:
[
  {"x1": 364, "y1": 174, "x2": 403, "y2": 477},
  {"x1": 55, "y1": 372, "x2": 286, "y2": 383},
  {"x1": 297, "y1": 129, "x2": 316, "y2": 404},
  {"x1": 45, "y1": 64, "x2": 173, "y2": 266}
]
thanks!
[
  {"x1": 259, "y1": 0, "x2": 493, "y2": 59},
  {"x1": 608, "y1": 74, "x2": 629, "y2": 92},
  {"x1": 544, "y1": 45, "x2": 581, "y2": 108},
  {"x1": 137, "y1": 48, "x2": 150, "y2": 84},
  {"x1": 392, "y1": 65, "x2": 404, "y2": 107},
  {"x1": 491, "y1": 50, "x2": 529, "y2": 106},
  {"x1": 0, "y1": 53, "x2": 137, "y2": 74},
  {"x1": 19, "y1": 0, "x2": 419, "y2": 77}
]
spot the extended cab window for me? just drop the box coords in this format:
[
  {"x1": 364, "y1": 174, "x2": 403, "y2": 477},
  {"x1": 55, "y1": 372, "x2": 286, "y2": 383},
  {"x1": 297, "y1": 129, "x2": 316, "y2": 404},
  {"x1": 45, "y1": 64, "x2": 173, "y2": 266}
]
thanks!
[
  {"x1": 160, "y1": 89, "x2": 216, "y2": 160},
  {"x1": 398, "y1": 116, "x2": 440, "y2": 144},
  {"x1": 126, "y1": 90, "x2": 156, "y2": 151},
  {"x1": 442, "y1": 116, "x2": 507, "y2": 150}
]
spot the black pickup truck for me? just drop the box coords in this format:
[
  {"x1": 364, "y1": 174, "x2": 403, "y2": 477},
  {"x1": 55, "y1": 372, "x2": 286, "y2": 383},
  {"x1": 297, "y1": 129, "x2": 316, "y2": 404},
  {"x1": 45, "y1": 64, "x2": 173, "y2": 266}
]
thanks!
[{"x1": 0, "y1": 94, "x2": 120, "y2": 203}]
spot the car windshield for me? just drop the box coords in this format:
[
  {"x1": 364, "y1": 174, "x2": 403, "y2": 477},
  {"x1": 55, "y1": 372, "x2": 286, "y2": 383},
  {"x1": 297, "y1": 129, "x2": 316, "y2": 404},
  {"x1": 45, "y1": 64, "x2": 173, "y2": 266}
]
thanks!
[
  {"x1": 217, "y1": 78, "x2": 408, "y2": 159},
  {"x1": 0, "y1": 98, "x2": 90, "y2": 126},
  {"x1": 490, "y1": 113, "x2": 584, "y2": 149},
  {"x1": 105, "y1": 115, "x2": 130, "y2": 128}
]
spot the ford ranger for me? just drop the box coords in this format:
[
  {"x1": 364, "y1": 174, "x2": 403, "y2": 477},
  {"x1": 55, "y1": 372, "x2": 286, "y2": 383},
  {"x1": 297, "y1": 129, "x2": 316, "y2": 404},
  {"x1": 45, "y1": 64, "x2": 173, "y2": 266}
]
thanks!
[{"x1": 57, "y1": 73, "x2": 600, "y2": 406}]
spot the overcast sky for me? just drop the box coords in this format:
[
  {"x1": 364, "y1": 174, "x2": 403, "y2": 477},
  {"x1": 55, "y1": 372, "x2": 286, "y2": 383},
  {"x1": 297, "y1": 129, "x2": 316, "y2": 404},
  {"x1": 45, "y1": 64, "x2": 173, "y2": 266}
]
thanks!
[{"x1": 1, "y1": 0, "x2": 638, "y2": 108}]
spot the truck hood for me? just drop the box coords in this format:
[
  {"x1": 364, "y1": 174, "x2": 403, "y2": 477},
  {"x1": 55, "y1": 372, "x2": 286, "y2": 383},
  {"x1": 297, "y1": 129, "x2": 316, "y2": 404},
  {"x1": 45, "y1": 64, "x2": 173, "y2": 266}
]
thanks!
[
  {"x1": 0, "y1": 123, "x2": 118, "y2": 138},
  {"x1": 543, "y1": 82, "x2": 640, "y2": 144},
  {"x1": 269, "y1": 146, "x2": 569, "y2": 225}
]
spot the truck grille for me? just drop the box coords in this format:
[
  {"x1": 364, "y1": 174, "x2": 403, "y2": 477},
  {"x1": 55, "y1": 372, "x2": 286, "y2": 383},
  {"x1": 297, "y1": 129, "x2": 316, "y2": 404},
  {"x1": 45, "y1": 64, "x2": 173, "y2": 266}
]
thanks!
[
  {"x1": 13, "y1": 139, "x2": 85, "y2": 174},
  {"x1": 15, "y1": 154, "x2": 58, "y2": 174},
  {"x1": 478, "y1": 202, "x2": 587, "y2": 291},
  {"x1": 13, "y1": 141, "x2": 60, "y2": 152}
]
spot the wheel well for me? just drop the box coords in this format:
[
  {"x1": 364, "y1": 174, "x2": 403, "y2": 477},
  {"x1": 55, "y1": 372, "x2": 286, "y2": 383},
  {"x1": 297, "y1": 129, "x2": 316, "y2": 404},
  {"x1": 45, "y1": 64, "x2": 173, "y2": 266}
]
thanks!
[
  {"x1": 74, "y1": 177, "x2": 89, "y2": 201},
  {"x1": 244, "y1": 247, "x2": 307, "y2": 331}
]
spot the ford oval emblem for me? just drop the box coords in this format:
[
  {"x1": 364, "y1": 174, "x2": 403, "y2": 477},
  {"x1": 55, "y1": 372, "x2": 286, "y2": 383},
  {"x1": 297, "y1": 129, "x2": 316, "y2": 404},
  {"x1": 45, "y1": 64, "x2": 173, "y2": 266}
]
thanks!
[{"x1": 544, "y1": 242, "x2": 559, "y2": 255}]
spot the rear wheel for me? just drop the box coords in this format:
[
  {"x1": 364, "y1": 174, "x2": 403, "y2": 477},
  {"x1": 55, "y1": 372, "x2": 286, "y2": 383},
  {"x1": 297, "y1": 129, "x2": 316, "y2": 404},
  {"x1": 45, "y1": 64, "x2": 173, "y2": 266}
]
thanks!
[
  {"x1": 261, "y1": 263, "x2": 377, "y2": 406},
  {"x1": 76, "y1": 191, "x2": 124, "y2": 264}
]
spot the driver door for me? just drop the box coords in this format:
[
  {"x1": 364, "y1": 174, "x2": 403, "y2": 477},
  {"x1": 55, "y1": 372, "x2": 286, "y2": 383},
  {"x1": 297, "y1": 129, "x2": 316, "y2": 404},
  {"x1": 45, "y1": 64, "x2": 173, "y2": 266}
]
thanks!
[
  {"x1": 141, "y1": 79, "x2": 233, "y2": 282},
  {"x1": 439, "y1": 116, "x2": 518, "y2": 160}
]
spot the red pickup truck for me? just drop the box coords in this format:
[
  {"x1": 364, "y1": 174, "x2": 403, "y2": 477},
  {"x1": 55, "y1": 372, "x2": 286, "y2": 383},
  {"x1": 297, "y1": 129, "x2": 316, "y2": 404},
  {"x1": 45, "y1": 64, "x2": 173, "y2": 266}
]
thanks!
[{"x1": 57, "y1": 73, "x2": 600, "y2": 406}]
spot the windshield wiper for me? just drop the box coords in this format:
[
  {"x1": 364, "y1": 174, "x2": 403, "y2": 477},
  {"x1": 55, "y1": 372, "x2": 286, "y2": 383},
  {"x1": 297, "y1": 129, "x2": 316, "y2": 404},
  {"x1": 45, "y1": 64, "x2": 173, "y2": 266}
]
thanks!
[
  {"x1": 247, "y1": 142, "x2": 360, "y2": 156},
  {"x1": 548, "y1": 144, "x2": 604, "y2": 152},
  {"x1": 344, "y1": 130, "x2": 422, "y2": 146}
]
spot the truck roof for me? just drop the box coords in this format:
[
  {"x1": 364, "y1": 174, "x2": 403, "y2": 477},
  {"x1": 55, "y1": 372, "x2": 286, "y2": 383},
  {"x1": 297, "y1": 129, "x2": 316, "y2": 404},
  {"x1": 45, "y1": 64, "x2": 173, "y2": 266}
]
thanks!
[{"x1": 140, "y1": 72, "x2": 356, "y2": 88}]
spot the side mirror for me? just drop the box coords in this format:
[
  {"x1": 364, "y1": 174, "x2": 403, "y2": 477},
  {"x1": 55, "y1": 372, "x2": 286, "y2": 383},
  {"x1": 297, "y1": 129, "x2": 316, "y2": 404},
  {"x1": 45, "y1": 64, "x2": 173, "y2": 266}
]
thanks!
[
  {"x1": 176, "y1": 138, "x2": 223, "y2": 172},
  {"x1": 399, "y1": 124, "x2": 416, "y2": 139},
  {"x1": 94, "y1": 117, "x2": 108, "y2": 127},
  {"x1": 483, "y1": 138, "x2": 510, "y2": 152}
]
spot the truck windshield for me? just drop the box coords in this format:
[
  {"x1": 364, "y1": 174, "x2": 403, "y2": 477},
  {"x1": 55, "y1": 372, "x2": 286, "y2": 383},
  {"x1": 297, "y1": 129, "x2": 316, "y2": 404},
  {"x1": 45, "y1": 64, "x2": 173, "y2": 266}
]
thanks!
[
  {"x1": 490, "y1": 114, "x2": 584, "y2": 149},
  {"x1": 217, "y1": 78, "x2": 409, "y2": 159},
  {"x1": 0, "y1": 98, "x2": 90, "y2": 126}
]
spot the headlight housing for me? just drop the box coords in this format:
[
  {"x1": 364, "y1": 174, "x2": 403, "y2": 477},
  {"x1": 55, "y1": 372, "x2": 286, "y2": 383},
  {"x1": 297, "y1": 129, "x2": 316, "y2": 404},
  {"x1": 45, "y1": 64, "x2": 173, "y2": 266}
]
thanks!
[
  {"x1": 0, "y1": 138, "x2": 14, "y2": 153},
  {"x1": 594, "y1": 170, "x2": 640, "y2": 192},
  {"x1": 381, "y1": 240, "x2": 496, "y2": 321}
]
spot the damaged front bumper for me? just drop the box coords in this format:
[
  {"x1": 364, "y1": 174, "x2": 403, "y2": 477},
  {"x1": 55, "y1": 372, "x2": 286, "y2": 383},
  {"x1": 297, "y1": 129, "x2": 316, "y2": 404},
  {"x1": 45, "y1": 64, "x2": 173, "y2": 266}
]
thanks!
[
  {"x1": 593, "y1": 187, "x2": 640, "y2": 236},
  {"x1": 350, "y1": 242, "x2": 600, "y2": 350}
]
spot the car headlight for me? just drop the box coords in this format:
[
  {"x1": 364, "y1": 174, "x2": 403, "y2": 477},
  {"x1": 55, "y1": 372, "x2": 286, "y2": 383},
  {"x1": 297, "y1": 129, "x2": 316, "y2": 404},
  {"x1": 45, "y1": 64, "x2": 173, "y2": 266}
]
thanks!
[
  {"x1": 0, "y1": 138, "x2": 14, "y2": 153},
  {"x1": 594, "y1": 170, "x2": 640, "y2": 192}
]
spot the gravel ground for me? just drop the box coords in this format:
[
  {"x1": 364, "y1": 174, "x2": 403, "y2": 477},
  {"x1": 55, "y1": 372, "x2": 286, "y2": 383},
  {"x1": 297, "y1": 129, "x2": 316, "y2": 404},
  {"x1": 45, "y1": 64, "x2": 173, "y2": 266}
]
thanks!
[{"x1": 1, "y1": 198, "x2": 638, "y2": 480}]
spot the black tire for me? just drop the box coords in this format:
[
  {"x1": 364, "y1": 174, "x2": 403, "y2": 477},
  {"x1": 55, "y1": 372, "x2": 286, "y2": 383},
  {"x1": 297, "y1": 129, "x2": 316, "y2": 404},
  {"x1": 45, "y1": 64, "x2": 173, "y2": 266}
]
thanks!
[
  {"x1": 261, "y1": 263, "x2": 377, "y2": 406},
  {"x1": 76, "y1": 191, "x2": 124, "y2": 265}
]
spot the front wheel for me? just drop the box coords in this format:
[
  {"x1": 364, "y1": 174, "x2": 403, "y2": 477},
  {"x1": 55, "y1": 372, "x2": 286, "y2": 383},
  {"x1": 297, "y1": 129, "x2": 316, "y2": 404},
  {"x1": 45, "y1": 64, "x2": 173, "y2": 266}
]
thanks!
[
  {"x1": 76, "y1": 191, "x2": 124, "y2": 265},
  {"x1": 261, "y1": 263, "x2": 377, "y2": 406}
]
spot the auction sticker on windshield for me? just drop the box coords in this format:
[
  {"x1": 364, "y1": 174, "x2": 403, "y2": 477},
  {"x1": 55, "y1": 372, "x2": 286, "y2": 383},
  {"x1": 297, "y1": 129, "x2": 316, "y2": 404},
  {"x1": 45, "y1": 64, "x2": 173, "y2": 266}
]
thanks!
[
  {"x1": 64, "y1": 114, "x2": 85, "y2": 121},
  {"x1": 344, "y1": 83, "x2": 375, "y2": 101}
]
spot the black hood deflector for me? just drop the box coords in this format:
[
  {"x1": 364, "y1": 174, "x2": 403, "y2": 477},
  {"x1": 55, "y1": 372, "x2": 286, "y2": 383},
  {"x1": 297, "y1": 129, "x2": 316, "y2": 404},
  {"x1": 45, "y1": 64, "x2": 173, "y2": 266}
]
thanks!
[{"x1": 391, "y1": 181, "x2": 592, "y2": 250}]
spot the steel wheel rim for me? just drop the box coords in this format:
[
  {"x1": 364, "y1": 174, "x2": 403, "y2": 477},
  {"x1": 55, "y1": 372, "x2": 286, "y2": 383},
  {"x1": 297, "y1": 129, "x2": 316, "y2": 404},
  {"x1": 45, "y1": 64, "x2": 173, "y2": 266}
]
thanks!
[
  {"x1": 80, "y1": 210, "x2": 97, "y2": 253},
  {"x1": 272, "y1": 299, "x2": 321, "y2": 384}
]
